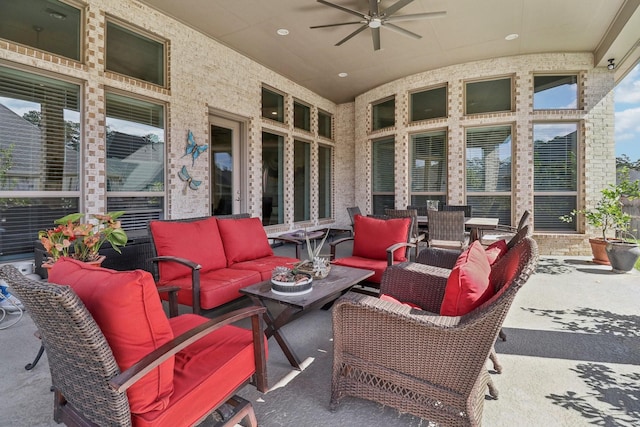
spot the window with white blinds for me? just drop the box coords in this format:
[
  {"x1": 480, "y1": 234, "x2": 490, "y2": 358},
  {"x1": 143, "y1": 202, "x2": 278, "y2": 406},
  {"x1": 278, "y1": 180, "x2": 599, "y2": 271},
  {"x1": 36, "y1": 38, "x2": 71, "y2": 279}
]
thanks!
[
  {"x1": 318, "y1": 144, "x2": 332, "y2": 219},
  {"x1": 410, "y1": 130, "x2": 447, "y2": 198},
  {"x1": 0, "y1": 66, "x2": 81, "y2": 261},
  {"x1": 466, "y1": 125, "x2": 512, "y2": 224},
  {"x1": 294, "y1": 139, "x2": 310, "y2": 222},
  {"x1": 105, "y1": 92, "x2": 165, "y2": 232},
  {"x1": 372, "y1": 137, "x2": 395, "y2": 214},
  {"x1": 533, "y1": 123, "x2": 578, "y2": 231}
]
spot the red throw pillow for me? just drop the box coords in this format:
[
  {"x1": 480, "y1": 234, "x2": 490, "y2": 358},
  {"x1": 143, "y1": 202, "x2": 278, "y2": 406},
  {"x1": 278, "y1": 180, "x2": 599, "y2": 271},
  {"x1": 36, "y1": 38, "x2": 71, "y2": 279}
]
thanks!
[
  {"x1": 48, "y1": 258, "x2": 174, "y2": 414},
  {"x1": 485, "y1": 239, "x2": 508, "y2": 265},
  {"x1": 217, "y1": 217, "x2": 274, "y2": 265},
  {"x1": 380, "y1": 294, "x2": 423, "y2": 310},
  {"x1": 440, "y1": 241, "x2": 493, "y2": 316},
  {"x1": 352, "y1": 215, "x2": 411, "y2": 262},
  {"x1": 150, "y1": 217, "x2": 226, "y2": 281}
]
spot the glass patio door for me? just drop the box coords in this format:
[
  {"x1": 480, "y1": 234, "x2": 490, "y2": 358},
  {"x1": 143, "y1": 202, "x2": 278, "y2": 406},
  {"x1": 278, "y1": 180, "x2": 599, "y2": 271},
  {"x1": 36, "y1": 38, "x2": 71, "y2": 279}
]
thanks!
[{"x1": 210, "y1": 116, "x2": 243, "y2": 215}]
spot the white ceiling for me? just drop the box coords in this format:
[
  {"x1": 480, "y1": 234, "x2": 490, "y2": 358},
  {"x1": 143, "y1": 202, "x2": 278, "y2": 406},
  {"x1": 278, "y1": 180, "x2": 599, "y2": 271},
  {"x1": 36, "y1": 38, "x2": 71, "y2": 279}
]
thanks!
[{"x1": 139, "y1": 0, "x2": 640, "y2": 104}]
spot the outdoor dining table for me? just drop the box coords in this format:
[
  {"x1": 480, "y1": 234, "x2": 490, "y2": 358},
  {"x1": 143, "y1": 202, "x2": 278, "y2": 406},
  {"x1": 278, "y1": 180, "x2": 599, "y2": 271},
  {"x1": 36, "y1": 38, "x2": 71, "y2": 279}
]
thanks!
[{"x1": 417, "y1": 216, "x2": 500, "y2": 242}]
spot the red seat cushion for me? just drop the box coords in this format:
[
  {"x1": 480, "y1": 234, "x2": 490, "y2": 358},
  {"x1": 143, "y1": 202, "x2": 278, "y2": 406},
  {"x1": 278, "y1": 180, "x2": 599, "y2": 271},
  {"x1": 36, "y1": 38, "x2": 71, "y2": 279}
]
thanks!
[
  {"x1": 332, "y1": 256, "x2": 390, "y2": 283},
  {"x1": 485, "y1": 239, "x2": 508, "y2": 265},
  {"x1": 160, "y1": 268, "x2": 261, "y2": 310},
  {"x1": 440, "y1": 241, "x2": 493, "y2": 316},
  {"x1": 48, "y1": 258, "x2": 174, "y2": 414},
  {"x1": 217, "y1": 217, "x2": 274, "y2": 265},
  {"x1": 230, "y1": 255, "x2": 300, "y2": 280},
  {"x1": 150, "y1": 217, "x2": 226, "y2": 281},
  {"x1": 132, "y1": 314, "x2": 265, "y2": 427},
  {"x1": 352, "y1": 215, "x2": 411, "y2": 262}
]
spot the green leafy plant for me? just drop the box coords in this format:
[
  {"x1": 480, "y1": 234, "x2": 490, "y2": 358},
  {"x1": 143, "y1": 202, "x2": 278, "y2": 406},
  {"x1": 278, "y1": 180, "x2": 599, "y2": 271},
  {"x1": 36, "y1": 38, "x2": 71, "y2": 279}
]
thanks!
[
  {"x1": 560, "y1": 168, "x2": 640, "y2": 241},
  {"x1": 38, "y1": 211, "x2": 128, "y2": 263}
]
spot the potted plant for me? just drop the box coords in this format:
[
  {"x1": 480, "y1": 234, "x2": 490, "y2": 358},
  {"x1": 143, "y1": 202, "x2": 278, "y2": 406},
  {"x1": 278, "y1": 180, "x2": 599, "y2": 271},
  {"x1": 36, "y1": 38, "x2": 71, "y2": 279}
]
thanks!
[
  {"x1": 293, "y1": 229, "x2": 331, "y2": 278},
  {"x1": 38, "y1": 211, "x2": 128, "y2": 266},
  {"x1": 560, "y1": 168, "x2": 640, "y2": 269}
]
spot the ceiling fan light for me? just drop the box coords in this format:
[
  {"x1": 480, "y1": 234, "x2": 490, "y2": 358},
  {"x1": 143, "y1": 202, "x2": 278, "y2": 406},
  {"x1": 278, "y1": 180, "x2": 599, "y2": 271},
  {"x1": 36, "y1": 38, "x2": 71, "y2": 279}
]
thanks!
[{"x1": 368, "y1": 18, "x2": 382, "y2": 28}]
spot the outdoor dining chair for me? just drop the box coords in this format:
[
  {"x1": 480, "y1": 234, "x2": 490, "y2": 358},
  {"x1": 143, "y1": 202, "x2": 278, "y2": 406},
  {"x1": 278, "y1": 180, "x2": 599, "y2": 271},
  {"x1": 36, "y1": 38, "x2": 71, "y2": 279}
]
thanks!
[
  {"x1": 427, "y1": 210, "x2": 469, "y2": 250},
  {"x1": 385, "y1": 208, "x2": 425, "y2": 260}
]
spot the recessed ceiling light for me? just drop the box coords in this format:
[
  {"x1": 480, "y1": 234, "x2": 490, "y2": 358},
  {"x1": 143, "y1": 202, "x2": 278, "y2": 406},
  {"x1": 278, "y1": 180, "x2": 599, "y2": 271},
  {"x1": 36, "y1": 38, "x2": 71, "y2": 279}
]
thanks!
[
  {"x1": 505, "y1": 33, "x2": 519, "y2": 41},
  {"x1": 46, "y1": 8, "x2": 67, "y2": 20},
  {"x1": 338, "y1": 72, "x2": 348, "y2": 78},
  {"x1": 277, "y1": 28, "x2": 289, "y2": 36}
]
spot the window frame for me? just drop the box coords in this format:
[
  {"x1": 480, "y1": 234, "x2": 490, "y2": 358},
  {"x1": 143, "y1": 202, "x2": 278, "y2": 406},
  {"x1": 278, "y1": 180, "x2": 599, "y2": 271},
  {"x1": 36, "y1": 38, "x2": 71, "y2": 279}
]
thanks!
[
  {"x1": 293, "y1": 138, "x2": 311, "y2": 222},
  {"x1": 318, "y1": 143, "x2": 333, "y2": 219},
  {"x1": 533, "y1": 74, "x2": 580, "y2": 110},
  {"x1": 261, "y1": 86, "x2": 285, "y2": 123},
  {"x1": 409, "y1": 84, "x2": 448, "y2": 122},
  {"x1": 104, "y1": 89, "x2": 166, "y2": 232},
  {"x1": 371, "y1": 136, "x2": 396, "y2": 214},
  {"x1": 105, "y1": 16, "x2": 167, "y2": 87},
  {"x1": 318, "y1": 109, "x2": 333, "y2": 140},
  {"x1": 293, "y1": 99, "x2": 311, "y2": 132},
  {"x1": 261, "y1": 131, "x2": 285, "y2": 226},
  {"x1": 371, "y1": 96, "x2": 396, "y2": 131},
  {"x1": 409, "y1": 129, "x2": 448, "y2": 203},
  {"x1": 533, "y1": 121, "x2": 580, "y2": 232},
  {"x1": 464, "y1": 76, "x2": 514, "y2": 115}
]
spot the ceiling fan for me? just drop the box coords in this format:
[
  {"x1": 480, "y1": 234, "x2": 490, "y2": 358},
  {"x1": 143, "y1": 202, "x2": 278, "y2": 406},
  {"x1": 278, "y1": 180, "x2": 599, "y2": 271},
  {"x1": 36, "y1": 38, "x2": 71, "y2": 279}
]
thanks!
[{"x1": 310, "y1": 0, "x2": 446, "y2": 51}]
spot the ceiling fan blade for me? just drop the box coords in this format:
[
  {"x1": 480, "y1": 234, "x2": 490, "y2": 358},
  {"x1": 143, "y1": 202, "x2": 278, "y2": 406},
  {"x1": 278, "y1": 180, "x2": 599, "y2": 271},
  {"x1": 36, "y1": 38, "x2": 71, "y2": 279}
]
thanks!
[
  {"x1": 317, "y1": 0, "x2": 367, "y2": 19},
  {"x1": 382, "y1": 0, "x2": 415, "y2": 17},
  {"x1": 385, "y1": 11, "x2": 447, "y2": 23},
  {"x1": 369, "y1": 0, "x2": 379, "y2": 15},
  {"x1": 384, "y1": 23, "x2": 422, "y2": 40},
  {"x1": 335, "y1": 24, "x2": 368, "y2": 46},
  {"x1": 310, "y1": 21, "x2": 363, "y2": 29},
  {"x1": 371, "y1": 27, "x2": 381, "y2": 51}
]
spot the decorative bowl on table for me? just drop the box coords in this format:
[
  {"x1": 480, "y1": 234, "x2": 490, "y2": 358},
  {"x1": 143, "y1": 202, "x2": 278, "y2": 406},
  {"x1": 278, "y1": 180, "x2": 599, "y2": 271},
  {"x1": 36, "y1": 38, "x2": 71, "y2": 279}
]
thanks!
[{"x1": 271, "y1": 267, "x2": 313, "y2": 295}]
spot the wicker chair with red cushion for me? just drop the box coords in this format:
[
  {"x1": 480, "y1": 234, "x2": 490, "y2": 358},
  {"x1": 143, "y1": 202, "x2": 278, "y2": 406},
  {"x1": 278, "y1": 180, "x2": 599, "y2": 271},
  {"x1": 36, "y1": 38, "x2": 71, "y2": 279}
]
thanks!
[
  {"x1": 330, "y1": 214, "x2": 415, "y2": 287},
  {"x1": 0, "y1": 259, "x2": 268, "y2": 427},
  {"x1": 330, "y1": 236, "x2": 538, "y2": 426}
]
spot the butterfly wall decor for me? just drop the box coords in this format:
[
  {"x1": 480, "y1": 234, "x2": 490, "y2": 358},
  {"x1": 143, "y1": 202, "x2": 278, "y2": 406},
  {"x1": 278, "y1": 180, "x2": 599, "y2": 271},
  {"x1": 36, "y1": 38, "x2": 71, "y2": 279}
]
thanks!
[
  {"x1": 178, "y1": 165, "x2": 202, "y2": 193},
  {"x1": 183, "y1": 130, "x2": 208, "y2": 166}
]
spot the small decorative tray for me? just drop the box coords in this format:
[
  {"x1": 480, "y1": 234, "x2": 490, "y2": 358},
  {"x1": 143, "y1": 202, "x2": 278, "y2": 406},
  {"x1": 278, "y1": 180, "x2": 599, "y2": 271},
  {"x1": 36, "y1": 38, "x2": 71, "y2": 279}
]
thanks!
[{"x1": 271, "y1": 270, "x2": 313, "y2": 295}]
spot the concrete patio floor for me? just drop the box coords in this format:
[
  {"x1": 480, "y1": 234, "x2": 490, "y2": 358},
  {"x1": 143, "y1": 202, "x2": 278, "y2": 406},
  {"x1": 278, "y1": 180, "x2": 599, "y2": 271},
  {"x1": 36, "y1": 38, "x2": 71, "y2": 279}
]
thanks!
[{"x1": 1, "y1": 244, "x2": 639, "y2": 426}]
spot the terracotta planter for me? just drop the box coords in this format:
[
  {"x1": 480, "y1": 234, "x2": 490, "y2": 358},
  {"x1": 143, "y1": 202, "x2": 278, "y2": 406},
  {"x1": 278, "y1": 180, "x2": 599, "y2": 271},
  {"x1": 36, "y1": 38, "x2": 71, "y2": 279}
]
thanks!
[{"x1": 588, "y1": 238, "x2": 610, "y2": 265}]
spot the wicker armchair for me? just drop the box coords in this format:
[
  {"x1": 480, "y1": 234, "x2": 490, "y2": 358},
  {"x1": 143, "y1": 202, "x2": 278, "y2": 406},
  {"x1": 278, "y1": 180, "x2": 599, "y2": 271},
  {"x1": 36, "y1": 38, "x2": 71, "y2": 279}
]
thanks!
[
  {"x1": 0, "y1": 264, "x2": 267, "y2": 427},
  {"x1": 331, "y1": 236, "x2": 538, "y2": 426}
]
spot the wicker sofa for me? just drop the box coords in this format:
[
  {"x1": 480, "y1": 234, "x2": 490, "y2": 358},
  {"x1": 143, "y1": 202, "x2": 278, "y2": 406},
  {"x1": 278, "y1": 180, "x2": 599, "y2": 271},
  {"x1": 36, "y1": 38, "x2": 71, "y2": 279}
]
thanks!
[
  {"x1": 149, "y1": 213, "x2": 301, "y2": 314},
  {"x1": 330, "y1": 235, "x2": 538, "y2": 426}
]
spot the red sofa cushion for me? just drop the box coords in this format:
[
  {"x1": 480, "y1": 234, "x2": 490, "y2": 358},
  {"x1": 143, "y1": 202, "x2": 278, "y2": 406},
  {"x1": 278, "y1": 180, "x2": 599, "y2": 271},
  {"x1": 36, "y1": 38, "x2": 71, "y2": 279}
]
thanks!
[
  {"x1": 48, "y1": 258, "x2": 174, "y2": 414},
  {"x1": 485, "y1": 239, "x2": 508, "y2": 265},
  {"x1": 132, "y1": 314, "x2": 265, "y2": 427},
  {"x1": 163, "y1": 268, "x2": 261, "y2": 310},
  {"x1": 150, "y1": 217, "x2": 226, "y2": 281},
  {"x1": 352, "y1": 215, "x2": 411, "y2": 262},
  {"x1": 440, "y1": 241, "x2": 493, "y2": 316},
  {"x1": 217, "y1": 217, "x2": 274, "y2": 265},
  {"x1": 332, "y1": 256, "x2": 389, "y2": 283}
]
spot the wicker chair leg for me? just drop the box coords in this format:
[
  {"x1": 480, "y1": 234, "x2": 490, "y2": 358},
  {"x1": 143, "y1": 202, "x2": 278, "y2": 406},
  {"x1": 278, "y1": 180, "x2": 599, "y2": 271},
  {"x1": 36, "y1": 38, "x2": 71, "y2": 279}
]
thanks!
[
  {"x1": 487, "y1": 377, "x2": 499, "y2": 399},
  {"x1": 489, "y1": 348, "x2": 503, "y2": 374},
  {"x1": 499, "y1": 328, "x2": 507, "y2": 341}
]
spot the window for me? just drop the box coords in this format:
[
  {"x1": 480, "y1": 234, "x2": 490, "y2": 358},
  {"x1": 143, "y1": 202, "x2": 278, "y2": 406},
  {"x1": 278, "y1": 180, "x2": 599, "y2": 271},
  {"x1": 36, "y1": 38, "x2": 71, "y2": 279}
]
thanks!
[
  {"x1": 0, "y1": 0, "x2": 82, "y2": 61},
  {"x1": 318, "y1": 110, "x2": 332, "y2": 139},
  {"x1": 372, "y1": 137, "x2": 395, "y2": 214},
  {"x1": 105, "y1": 92, "x2": 165, "y2": 232},
  {"x1": 410, "y1": 86, "x2": 447, "y2": 121},
  {"x1": 533, "y1": 123, "x2": 578, "y2": 231},
  {"x1": 294, "y1": 139, "x2": 311, "y2": 222},
  {"x1": 410, "y1": 130, "x2": 447, "y2": 206},
  {"x1": 318, "y1": 144, "x2": 332, "y2": 219},
  {"x1": 262, "y1": 87, "x2": 284, "y2": 123},
  {"x1": 466, "y1": 125, "x2": 512, "y2": 225},
  {"x1": 372, "y1": 97, "x2": 395, "y2": 131},
  {"x1": 294, "y1": 101, "x2": 311, "y2": 131},
  {"x1": 0, "y1": 66, "x2": 80, "y2": 261},
  {"x1": 465, "y1": 77, "x2": 512, "y2": 115},
  {"x1": 262, "y1": 132, "x2": 284, "y2": 225},
  {"x1": 106, "y1": 20, "x2": 166, "y2": 86},
  {"x1": 534, "y1": 75, "x2": 578, "y2": 109}
]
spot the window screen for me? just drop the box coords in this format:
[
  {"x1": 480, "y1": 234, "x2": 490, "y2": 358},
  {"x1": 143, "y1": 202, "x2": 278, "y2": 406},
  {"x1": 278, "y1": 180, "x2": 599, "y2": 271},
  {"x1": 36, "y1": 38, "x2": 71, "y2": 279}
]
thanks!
[
  {"x1": 262, "y1": 88, "x2": 284, "y2": 123},
  {"x1": 318, "y1": 110, "x2": 332, "y2": 139},
  {"x1": 0, "y1": 66, "x2": 81, "y2": 260},
  {"x1": 372, "y1": 137, "x2": 395, "y2": 214},
  {"x1": 411, "y1": 86, "x2": 447, "y2": 121},
  {"x1": 294, "y1": 101, "x2": 311, "y2": 131},
  {"x1": 465, "y1": 78, "x2": 512, "y2": 115},
  {"x1": 372, "y1": 98, "x2": 395, "y2": 131}
]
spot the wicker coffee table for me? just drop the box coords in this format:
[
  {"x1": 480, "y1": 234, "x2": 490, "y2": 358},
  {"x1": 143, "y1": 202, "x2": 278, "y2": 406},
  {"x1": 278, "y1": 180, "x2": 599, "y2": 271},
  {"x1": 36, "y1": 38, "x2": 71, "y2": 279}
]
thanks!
[{"x1": 240, "y1": 265, "x2": 374, "y2": 370}]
